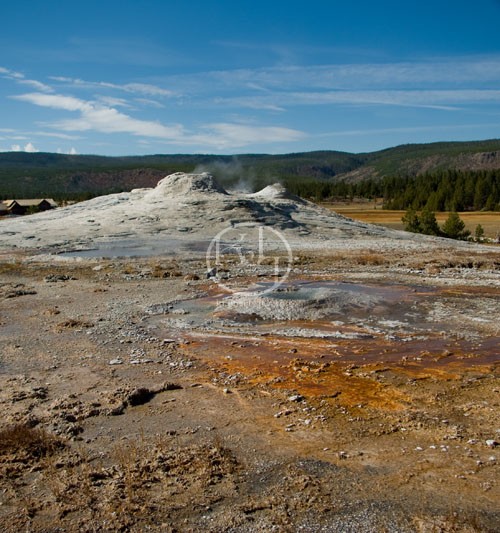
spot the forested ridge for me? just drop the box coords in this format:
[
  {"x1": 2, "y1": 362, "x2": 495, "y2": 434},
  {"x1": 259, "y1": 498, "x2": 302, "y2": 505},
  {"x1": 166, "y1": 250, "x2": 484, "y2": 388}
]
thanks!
[{"x1": 1, "y1": 139, "x2": 500, "y2": 210}]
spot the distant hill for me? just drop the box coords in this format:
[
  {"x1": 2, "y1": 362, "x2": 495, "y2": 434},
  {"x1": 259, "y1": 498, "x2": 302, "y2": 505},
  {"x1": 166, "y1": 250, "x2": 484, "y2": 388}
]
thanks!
[
  {"x1": 345, "y1": 139, "x2": 500, "y2": 182},
  {"x1": 1, "y1": 139, "x2": 500, "y2": 199}
]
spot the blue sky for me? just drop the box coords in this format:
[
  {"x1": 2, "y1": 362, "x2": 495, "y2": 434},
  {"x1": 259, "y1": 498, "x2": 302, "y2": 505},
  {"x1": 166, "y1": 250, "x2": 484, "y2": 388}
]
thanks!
[{"x1": 1, "y1": 0, "x2": 500, "y2": 155}]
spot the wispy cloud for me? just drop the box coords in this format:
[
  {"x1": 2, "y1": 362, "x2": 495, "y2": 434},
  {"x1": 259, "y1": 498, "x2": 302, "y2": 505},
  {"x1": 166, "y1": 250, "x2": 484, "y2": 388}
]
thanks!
[
  {"x1": 96, "y1": 95, "x2": 132, "y2": 108},
  {"x1": 202, "y1": 57, "x2": 500, "y2": 91},
  {"x1": 17, "y1": 79, "x2": 53, "y2": 92},
  {"x1": 13, "y1": 93, "x2": 90, "y2": 112},
  {"x1": 134, "y1": 98, "x2": 165, "y2": 109},
  {"x1": 184, "y1": 123, "x2": 305, "y2": 150},
  {"x1": 13, "y1": 92, "x2": 184, "y2": 138},
  {"x1": 32, "y1": 131, "x2": 81, "y2": 140},
  {"x1": 0, "y1": 66, "x2": 24, "y2": 79},
  {"x1": 212, "y1": 40, "x2": 386, "y2": 66},
  {"x1": 11, "y1": 91, "x2": 304, "y2": 150},
  {"x1": 220, "y1": 89, "x2": 500, "y2": 111},
  {"x1": 11, "y1": 55, "x2": 500, "y2": 115},
  {"x1": 233, "y1": 100, "x2": 286, "y2": 112},
  {"x1": 123, "y1": 83, "x2": 174, "y2": 97},
  {"x1": 5, "y1": 54, "x2": 500, "y2": 153},
  {"x1": 0, "y1": 126, "x2": 80, "y2": 141},
  {"x1": 50, "y1": 76, "x2": 175, "y2": 97},
  {"x1": 315, "y1": 123, "x2": 500, "y2": 138},
  {"x1": 1, "y1": 65, "x2": 53, "y2": 92}
]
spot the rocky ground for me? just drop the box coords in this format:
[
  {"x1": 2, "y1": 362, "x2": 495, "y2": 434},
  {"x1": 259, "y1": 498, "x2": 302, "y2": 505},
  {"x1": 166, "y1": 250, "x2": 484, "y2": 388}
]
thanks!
[
  {"x1": 0, "y1": 247, "x2": 498, "y2": 532},
  {"x1": 0, "y1": 174, "x2": 499, "y2": 531}
]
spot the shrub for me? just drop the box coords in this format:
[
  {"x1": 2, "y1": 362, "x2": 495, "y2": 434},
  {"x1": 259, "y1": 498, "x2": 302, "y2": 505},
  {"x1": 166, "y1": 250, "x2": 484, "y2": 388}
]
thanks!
[{"x1": 0, "y1": 424, "x2": 63, "y2": 459}]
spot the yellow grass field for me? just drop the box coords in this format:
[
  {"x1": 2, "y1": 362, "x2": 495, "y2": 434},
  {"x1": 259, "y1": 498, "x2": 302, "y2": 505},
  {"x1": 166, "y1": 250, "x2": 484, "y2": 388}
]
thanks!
[{"x1": 322, "y1": 201, "x2": 500, "y2": 239}]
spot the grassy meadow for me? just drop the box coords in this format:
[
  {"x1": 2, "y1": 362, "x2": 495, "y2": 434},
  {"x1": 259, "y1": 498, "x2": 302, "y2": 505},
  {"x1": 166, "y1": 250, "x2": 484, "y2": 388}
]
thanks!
[{"x1": 323, "y1": 200, "x2": 500, "y2": 239}]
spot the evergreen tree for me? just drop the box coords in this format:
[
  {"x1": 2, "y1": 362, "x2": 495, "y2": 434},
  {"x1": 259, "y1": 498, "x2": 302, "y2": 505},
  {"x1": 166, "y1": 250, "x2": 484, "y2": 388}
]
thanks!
[
  {"x1": 485, "y1": 193, "x2": 496, "y2": 211},
  {"x1": 442, "y1": 212, "x2": 470, "y2": 240},
  {"x1": 451, "y1": 186, "x2": 464, "y2": 212},
  {"x1": 425, "y1": 192, "x2": 439, "y2": 212},
  {"x1": 473, "y1": 177, "x2": 488, "y2": 210},
  {"x1": 420, "y1": 207, "x2": 440, "y2": 236},
  {"x1": 402, "y1": 208, "x2": 421, "y2": 233},
  {"x1": 474, "y1": 224, "x2": 485, "y2": 242}
]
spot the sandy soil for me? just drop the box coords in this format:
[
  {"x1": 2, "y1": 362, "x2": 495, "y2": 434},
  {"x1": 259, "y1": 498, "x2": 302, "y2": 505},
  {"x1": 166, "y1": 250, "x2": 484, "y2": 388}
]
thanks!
[{"x1": 0, "y1": 175, "x2": 499, "y2": 532}]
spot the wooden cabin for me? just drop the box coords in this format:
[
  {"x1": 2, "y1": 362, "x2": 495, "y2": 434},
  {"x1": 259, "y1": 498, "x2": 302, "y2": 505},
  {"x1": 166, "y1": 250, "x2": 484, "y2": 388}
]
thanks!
[{"x1": 2, "y1": 199, "x2": 58, "y2": 215}]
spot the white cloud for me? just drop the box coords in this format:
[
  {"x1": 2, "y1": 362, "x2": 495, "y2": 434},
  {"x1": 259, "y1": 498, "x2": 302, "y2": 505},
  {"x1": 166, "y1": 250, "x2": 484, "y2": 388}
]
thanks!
[
  {"x1": 56, "y1": 147, "x2": 78, "y2": 154},
  {"x1": 1, "y1": 66, "x2": 53, "y2": 92},
  {"x1": 18, "y1": 79, "x2": 53, "y2": 92},
  {"x1": 24, "y1": 142, "x2": 38, "y2": 153},
  {"x1": 49, "y1": 76, "x2": 175, "y2": 97},
  {"x1": 54, "y1": 106, "x2": 184, "y2": 138},
  {"x1": 205, "y1": 57, "x2": 500, "y2": 91},
  {"x1": 33, "y1": 131, "x2": 81, "y2": 140},
  {"x1": 12, "y1": 91, "x2": 305, "y2": 150},
  {"x1": 13, "y1": 92, "x2": 184, "y2": 139},
  {"x1": 315, "y1": 122, "x2": 500, "y2": 138},
  {"x1": 151, "y1": 55, "x2": 500, "y2": 116},
  {"x1": 220, "y1": 89, "x2": 500, "y2": 111},
  {"x1": 135, "y1": 98, "x2": 165, "y2": 109},
  {"x1": 10, "y1": 142, "x2": 38, "y2": 152},
  {"x1": 122, "y1": 83, "x2": 173, "y2": 97},
  {"x1": 97, "y1": 95, "x2": 131, "y2": 108},
  {"x1": 0, "y1": 66, "x2": 24, "y2": 79},
  {"x1": 229, "y1": 100, "x2": 285, "y2": 112},
  {"x1": 13, "y1": 92, "x2": 89, "y2": 112},
  {"x1": 49, "y1": 76, "x2": 77, "y2": 83},
  {"x1": 181, "y1": 123, "x2": 305, "y2": 150}
]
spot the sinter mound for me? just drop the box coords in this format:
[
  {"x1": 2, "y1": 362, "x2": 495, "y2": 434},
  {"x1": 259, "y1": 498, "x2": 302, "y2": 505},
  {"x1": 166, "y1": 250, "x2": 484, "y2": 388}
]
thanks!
[{"x1": 0, "y1": 172, "x2": 463, "y2": 253}]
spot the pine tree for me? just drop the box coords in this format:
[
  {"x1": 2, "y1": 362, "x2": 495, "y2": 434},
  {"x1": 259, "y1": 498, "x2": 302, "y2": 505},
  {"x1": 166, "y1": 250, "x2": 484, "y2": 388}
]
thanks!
[
  {"x1": 425, "y1": 192, "x2": 439, "y2": 212},
  {"x1": 402, "y1": 208, "x2": 421, "y2": 233},
  {"x1": 473, "y1": 178, "x2": 488, "y2": 210},
  {"x1": 442, "y1": 212, "x2": 470, "y2": 240},
  {"x1": 485, "y1": 193, "x2": 496, "y2": 211},
  {"x1": 420, "y1": 207, "x2": 440, "y2": 236},
  {"x1": 474, "y1": 224, "x2": 485, "y2": 242}
]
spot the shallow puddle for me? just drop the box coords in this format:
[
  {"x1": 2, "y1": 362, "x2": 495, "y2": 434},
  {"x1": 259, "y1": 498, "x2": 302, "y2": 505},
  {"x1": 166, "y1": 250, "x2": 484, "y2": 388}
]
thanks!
[{"x1": 58, "y1": 238, "x2": 214, "y2": 258}]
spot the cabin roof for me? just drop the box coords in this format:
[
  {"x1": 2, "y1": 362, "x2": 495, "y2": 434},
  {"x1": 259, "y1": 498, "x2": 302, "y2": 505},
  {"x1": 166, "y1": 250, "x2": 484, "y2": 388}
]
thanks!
[{"x1": 3, "y1": 198, "x2": 58, "y2": 207}]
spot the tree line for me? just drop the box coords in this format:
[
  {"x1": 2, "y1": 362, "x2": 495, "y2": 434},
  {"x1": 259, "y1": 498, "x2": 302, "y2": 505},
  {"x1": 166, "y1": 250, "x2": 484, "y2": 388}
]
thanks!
[
  {"x1": 284, "y1": 169, "x2": 500, "y2": 211},
  {"x1": 3, "y1": 168, "x2": 499, "y2": 213},
  {"x1": 402, "y1": 208, "x2": 480, "y2": 241},
  {"x1": 382, "y1": 169, "x2": 499, "y2": 211}
]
